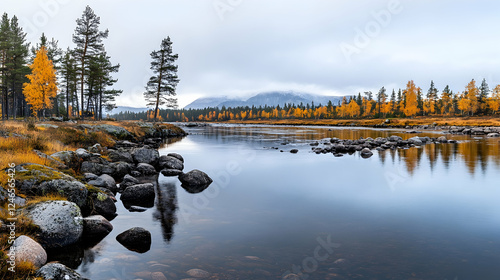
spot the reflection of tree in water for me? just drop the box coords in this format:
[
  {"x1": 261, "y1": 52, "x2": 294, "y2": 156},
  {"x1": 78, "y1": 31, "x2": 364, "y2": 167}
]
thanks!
[
  {"x1": 398, "y1": 147, "x2": 424, "y2": 175},
  {"x1": 79, "y1": 242, "x2": 106, "y2": 274},
  {"x1": 153, "y1": 180, "x2": 178, "y2": 242},
  {"x1": 424, "y1": 144, "x2": 438, "y2": 172},
  {"x1": 160, "y1": 137, "x2": 184, "y2": 149},
  {"x1": 396, "y1": 139, "x2": 499, "y2": 176}
]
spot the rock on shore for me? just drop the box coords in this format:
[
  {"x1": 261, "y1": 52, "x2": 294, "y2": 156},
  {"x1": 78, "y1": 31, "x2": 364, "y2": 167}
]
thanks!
[{"x1": 25, "y1": 201, "x2": 83, "y2": 249}]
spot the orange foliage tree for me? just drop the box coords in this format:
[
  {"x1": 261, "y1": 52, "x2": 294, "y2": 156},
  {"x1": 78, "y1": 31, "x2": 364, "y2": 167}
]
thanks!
[
  {"x1": 403, "y1": 80, "x2": 419, "y2": 117},
  {"x1": 465, "y1": 79, "x2": 479, "y2": 115},
  {"x1": 487, "y1": 85, "x2": 500, "y2": 114},
  {"x1": 23, "y1": 46, "x2": 58, "y2": 118},
  {"x1": 346, "y1": 99, "x2": 360, "y2": 118}
]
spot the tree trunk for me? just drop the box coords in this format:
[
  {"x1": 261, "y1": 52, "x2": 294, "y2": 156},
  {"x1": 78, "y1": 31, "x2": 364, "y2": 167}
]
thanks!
[
  {"x1": 55, "y1": 95, "x2": 59, "y2": 117},
  {"x1": 99, "y1": 89, "x2": 102, "y2": 121},
  {"x1": 5, "y1": 90, "x2": 9, "y2": 120},
  {"x1": 66, "y1": 86, "x2": 69, "y2": 119},
  {"x1": 1, "y1": 88, "x2": 5, "y2": 120}
]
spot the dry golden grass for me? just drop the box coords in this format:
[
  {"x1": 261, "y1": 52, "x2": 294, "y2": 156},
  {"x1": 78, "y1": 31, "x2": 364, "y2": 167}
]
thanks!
[
  {"x1": 0, "y1": 203, "x2": 40, "y2": 280},
  {"x1": 24, "y1": 194, "x2": 68, "y2": 207}
]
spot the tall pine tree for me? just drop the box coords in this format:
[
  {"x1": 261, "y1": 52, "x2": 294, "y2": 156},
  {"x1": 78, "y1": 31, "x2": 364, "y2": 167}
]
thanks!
[
  {"x1": 72, "y1": 6, "x2": 108, "y2": 118},
  {"x1": 60, "y1": 48, "x2": 78, "y2": 118},
  {"x1": 144, "y1": 37, "x2": 179, "y2": 122}
]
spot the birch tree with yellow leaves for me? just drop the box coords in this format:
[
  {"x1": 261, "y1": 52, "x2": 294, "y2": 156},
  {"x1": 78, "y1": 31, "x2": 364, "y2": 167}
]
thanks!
[
  {"x1": 403, "y1": 80, "x2": 419, "y2": 117},
  {"x1": 23, "y1": 46, "x2": 58, "y2": 118}
]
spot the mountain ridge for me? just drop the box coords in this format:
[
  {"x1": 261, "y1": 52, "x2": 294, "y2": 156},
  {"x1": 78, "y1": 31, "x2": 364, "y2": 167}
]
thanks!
[{"x1": 185, "y1": 91, "x2": 343, "y2": 109}]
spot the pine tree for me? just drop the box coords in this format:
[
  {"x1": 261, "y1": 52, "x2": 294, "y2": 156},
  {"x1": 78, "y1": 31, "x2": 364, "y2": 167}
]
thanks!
[
  {"x1": 0, "y1": 13, "x2": 10, "y2": 120},
  {"x1": 0, "y1": 15, "x2": 29, "y2": 119},
  {"x1": 441, "y1": 85, "x2": 452, "y2": 115},
  {"x1": 9, "y1": 16, "x2": 30, "y2": 119},
  {"x1": 478, "y1": 78, "x2": 489, "y2": 114},
  {"x1": 72, "y1": 6, "x2": 109, "y2": 118},
  {"x1": 60, "y1": 48, "x2": 78, "y2": 118},
  {"x1": 23, "y1": 46, "x2": 58, "y2": 118},
  {"x1": 86, "y1": 51, "x2": 121, "y2": 119},
  {"x1": 144, "y1": 37, "x2": 179, "y2": 122},
  {"x1": 390, "y1": 89, "x2": 396, "y2": 111},
  {"x1": 376, "y1": 86, "x2": 387, "y2": 117},
  {"x1": 425, "y1": 80, "x2": 438, "y2": 115}
]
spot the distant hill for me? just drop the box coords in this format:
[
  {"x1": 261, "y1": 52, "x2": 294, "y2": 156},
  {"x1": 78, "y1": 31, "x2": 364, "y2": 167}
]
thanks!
[
  {"x1": 184, "y1": 91, "x2": 343, "y2": 109},
  {"x1": 108, "y1": 106, "x2": 148, "y2": 115}
]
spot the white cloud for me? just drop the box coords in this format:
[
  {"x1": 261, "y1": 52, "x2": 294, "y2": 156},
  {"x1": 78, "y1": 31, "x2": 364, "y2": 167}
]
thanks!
[{"x1": 3, "y1": 0, "x2": 500, "y2": 108}]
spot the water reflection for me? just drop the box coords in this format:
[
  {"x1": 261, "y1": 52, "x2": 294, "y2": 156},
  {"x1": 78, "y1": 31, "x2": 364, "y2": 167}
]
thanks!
[
  {"x1": 153, "y1": 180, "x2": 178, "y2": 243},
  {"x1": 194, "y1": 125, "x2": 500, "y2": 176}
]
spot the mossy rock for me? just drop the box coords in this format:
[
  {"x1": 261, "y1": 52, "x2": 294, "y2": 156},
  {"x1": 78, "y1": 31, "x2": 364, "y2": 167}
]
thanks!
[
  {"x1": 14, "y1": 164, "x2": 88, "y2": 207},
  {"x1": 94, "y1": 124, "x2": 134, "y2": 140},
  {"x1": 15, "y1": 164, "x2": 73, "y2": 192}
]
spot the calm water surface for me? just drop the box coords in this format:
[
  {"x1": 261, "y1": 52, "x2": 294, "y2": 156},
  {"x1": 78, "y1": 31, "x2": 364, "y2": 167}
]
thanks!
[{"x1": 74, "y1": 125, "x2": 500, "y2": 280}]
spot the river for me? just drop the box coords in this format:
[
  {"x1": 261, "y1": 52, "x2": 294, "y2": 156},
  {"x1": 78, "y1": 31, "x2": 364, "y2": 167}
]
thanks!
[{"x1": 72, "y1": 124, "x2": 500, "y2": 280}]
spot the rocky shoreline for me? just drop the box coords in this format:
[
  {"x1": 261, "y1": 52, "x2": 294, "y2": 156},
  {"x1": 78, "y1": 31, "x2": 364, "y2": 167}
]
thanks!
[
  {"x1": 276, "y1": 126, "x2": 499, "y2": 157},
  {"x1": 0, "y1": 122, "x2": 213, "y2": 279}
]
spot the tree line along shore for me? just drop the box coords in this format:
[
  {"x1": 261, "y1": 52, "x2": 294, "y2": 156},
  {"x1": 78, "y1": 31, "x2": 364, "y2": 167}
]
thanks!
[{"x1": 115, "y1": 80, "x2": 500, "y2": 123}]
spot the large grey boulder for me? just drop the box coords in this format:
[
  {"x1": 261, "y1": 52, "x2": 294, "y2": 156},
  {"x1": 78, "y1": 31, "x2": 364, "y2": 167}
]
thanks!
[
  {"x1": 87, "y1": 174, "x2": 117, "y2": 193},
  {"x1": 437, "y1": 136, "x2": 448, "y2": 143},
  {"x1": 25, "y1": 201, "x2": 83, "y2": 249},
  {"x1": 487, "y1": 132, "x2": 500, "y2": 137},
  {"x1": 36, "y1": 263, "x2": 86, "y2": 280},
  {"x1": 15, "y1": 164, "x2": 75, "y2": 192},
  {"x1": 137, "y1": 163, "x2": 157, "y2": 176},
  {"x1": 88, "y1": 143, "x2": 104, "y2": 154},
  {"x1": 388, "y1": 135, "x2": 403, "y2": 142},
  {"x1": 11, "y1": 235, "x2": 47, "y2": 268},
  {"x1": 179, "y1": 170, "x2": 213, "y2": 186},
  {"x1": 14, "y1": 164, "x2": 87, "y2": 207},
  {"x1": 119, "y1": 174, "x2": 139, "y2": 191},
  {"x1": 110, "y1": 162, "x2": 132, "y2": 181},
  {"x1": 80, "y1": 161, "x2": 114, "y2": 176},
  {"x1": 121, "y1": 183, "x2": 155, "y2": 207},
  {"x1": 83, "y1": 173, "x2": 98, "y2": 181},
  {"x1": 34, "y1": 150, "x2": 66, "y2": 169},
  {"x1": 161, "y1": 169, "x2": 183, "y2": 177},
  {"x1": 360, "y1": 148, "x2": 373, "y2": 158},
  {"x1": 37, "y1": 180, "x2": 88, "y2": 208},
  {"x1": 83, "y1": 215, "x2": 113, "y2": 238},
  {"x1": 75, "y1": 148, "x2": 92, "y2": 160},
  {"x1": 158, "y1": 155, "x2": 184, "y2": 171},
  {"x1": 108, "y1": 149, "x2": 134, "y2": 163},
  {"x1": 84, "y1": 191, "x2": 117, "y2": 220},
  {"x1": 167, "y1": 152, "x2": 184, "y2": 163},
  {"x1": 95, "y1": 124, "x2": 133, "y2": 139},
  {"x1": 50, "y1": 151, "x2": 79, "y2": 169},
  {"x1": 179, "y1": 170, "x2": 213, "y2": 193},
  {"x1": 408, "y1": 136, "x2": 423, "y2": 146},
  {"x1": 116, "y1": 227, "x2": 151, "y2": 253},
  {"x1": 131, "y1": 146, "x2": 159, "y2": 165},
  {"x1": 471, "y1": 127, "x2": 485, "y2": 135}
]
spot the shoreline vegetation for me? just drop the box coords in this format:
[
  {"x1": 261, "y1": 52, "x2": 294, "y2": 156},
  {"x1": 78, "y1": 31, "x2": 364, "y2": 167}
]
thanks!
[
  {"x1": 210, "y1": 116, "x2": 500, "y2": 128},
  {"x1": 0, "y1": 120, "x2": 188, "y2": 279}
]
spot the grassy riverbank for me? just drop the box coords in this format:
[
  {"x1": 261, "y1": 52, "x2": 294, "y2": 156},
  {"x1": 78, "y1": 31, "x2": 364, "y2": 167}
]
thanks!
[
  {"x1": 215, "y1": 116, "x2": 500, "y2": 127},
  {"x1": 0, "y1": 120, "x2": 185, "y2": 279}
]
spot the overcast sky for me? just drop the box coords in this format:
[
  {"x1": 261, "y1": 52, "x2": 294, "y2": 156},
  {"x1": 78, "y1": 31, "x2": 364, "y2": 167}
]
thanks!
[{"x1": 3, "y1": 0, "x2": 500, "y2": 108}]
